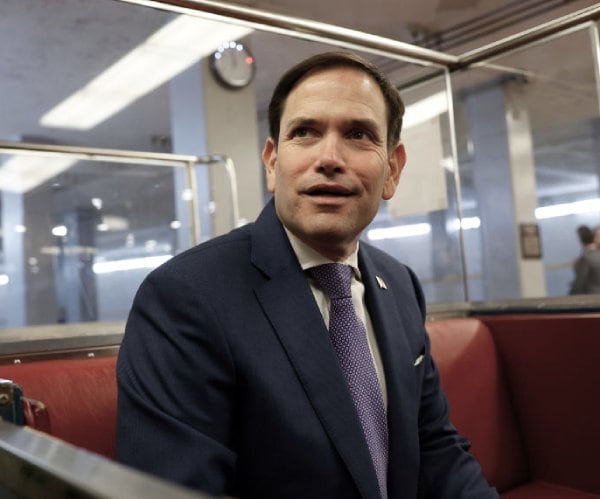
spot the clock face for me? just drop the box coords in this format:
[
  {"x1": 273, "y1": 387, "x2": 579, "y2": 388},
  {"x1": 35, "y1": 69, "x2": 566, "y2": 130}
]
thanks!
[{"x1": 210, "y1": 42, "x2": 256, "y2": 89}]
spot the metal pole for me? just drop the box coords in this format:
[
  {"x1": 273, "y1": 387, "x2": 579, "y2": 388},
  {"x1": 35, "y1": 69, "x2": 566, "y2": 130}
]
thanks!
[
  {"x1": 223, "y1": 156, "x2": 241, "y2": 228},
  {"x1": 0, "y1": 140, "x2": 199, "y2": 167},
  {"x1": 186, "y1": 160, "x2": 202, "y2": 246},
  {"x1": 116, "y1": 0, "x2": 456, "y2": 67},
  {"x1": 456, "y1": 3, "x2": 600, "y2": 69},
  {"x1": 588, "y1": 22, "x2": 600, "y2": 118},
  {"x1": 0, "y1": 141, "x2": 242, "y2": 239},
  {"x1": 443, "y1": 69, "x2": 470, "y2": 302}
]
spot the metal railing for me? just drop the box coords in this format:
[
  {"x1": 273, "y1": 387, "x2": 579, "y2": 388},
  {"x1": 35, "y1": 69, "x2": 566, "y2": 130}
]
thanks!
[
  {"x1": 117, "y1": 0, "x2": 600, "y2": 72},
  {"x1": 0, "y1": 140, "x2": 241, "y2": 245},
  {"x1": 0, "y1": 420, "x2": 212, "y2": 499}
]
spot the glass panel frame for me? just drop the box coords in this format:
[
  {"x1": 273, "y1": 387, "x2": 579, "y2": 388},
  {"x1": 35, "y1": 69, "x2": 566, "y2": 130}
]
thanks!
[{"x1": 0, "y1": 143, "x2": 237, "y2": 328}]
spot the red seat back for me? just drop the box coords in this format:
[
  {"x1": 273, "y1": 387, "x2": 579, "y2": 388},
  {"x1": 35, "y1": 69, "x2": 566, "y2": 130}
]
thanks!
[
  {"x1": 427, "y1": 318, "x2": 528, "y2": 492},
  {"x1": 482, "y1": 314, "x2": 600, "y2": 494},
  {"x1": 0, "y1": 355, "x2": 117, "y2": 459}
]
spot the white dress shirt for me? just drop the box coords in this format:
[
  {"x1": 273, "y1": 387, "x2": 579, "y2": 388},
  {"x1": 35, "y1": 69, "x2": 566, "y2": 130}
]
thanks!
[{"x1": 284, "y1": 228, "x2": 388, "y2": 407}]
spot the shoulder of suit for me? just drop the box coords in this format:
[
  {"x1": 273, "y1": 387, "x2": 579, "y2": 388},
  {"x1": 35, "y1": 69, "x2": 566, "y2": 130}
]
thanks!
[{"x1": 154, "y1": 223, "x2": 254, "y2": 275}]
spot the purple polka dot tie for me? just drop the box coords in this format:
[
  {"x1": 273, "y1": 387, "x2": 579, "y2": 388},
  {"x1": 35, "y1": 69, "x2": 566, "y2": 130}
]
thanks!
[{"x1": 310, "y1": 263, "x2": 388, "y2": 499}]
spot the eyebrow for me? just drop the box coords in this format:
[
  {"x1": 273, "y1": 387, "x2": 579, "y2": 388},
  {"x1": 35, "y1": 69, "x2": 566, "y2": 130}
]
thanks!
[
  {"x1": 284, "y1": 117, "x2": 383, "y2": 135},
  {"x1": 346, "y1": 118, "x2": 382, "y2": 134},
  {"x1": 284, "y1": 117, "x2": 318, "y2": 130}
]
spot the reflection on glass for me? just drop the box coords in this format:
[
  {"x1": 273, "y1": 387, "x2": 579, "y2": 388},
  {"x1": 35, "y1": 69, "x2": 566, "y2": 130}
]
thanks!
[
  {"x1": 451, "y1": 25, "x2": 600, "y2": 300},
  {"x1": 364, "y1": 75, "x2": 468, "y2": 305},
  {"x1": 0, "y1": 152, "x2": 221, "y2": 328}
]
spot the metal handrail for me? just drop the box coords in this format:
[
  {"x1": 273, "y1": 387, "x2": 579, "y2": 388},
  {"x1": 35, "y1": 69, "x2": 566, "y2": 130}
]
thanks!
[
  {"x1": 0, "y1": 420, "x2": 212, "y2": 498},
  {"x1": 117, "y1": 0, "x2": 600, "y2": 73},
  {"x1": 0, "y1": 140, "x2": 241, "y2": 242},
  {"x1": 1, "y1": 140, "x2": 213, "y2": 168},
  {"x1": 456, "y1": 3, "x2": 600, "y2": 69},
  {"x1": 117, "y1": 0, "x2": 457, "y2": 67}
]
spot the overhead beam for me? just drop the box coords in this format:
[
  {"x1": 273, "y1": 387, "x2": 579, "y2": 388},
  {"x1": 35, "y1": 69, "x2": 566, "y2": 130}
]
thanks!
[{"x1": 114, "y1": 0, "x2": 458, "y2": 68}]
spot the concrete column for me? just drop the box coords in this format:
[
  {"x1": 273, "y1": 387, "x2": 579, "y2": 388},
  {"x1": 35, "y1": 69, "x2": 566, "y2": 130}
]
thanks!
[
  {"x1": 52, "y1": 207, "x2": 98, "y2": 324},
  {"x1": 465, "y1": 77, "x2": 546, "y2": 300},
  {"x1": 504, "y1": 79, "x2": 546, "y2": 297},
  {"x1": 169, "y1": 63, "x2": 210, "y2": 246},
  {"x1": 201, "y1": 55, "x2": 263, "y2": 233},
  {"x1": 169, "y1": 44, "x2": 263, "y2": 241},
  {"x1": 0, "y1": 191, "x2": 26, "y2": 327}
]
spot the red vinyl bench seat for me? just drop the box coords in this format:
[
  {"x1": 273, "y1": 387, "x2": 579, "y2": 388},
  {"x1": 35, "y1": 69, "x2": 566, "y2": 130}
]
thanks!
[{"x1": 1, "y1": 312, "x2": 599, "y2": 498}]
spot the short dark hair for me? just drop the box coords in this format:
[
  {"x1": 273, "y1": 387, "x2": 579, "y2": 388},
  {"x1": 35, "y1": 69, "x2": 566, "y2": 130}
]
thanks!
[
  {"x1": 577, "y1": 225, "x2": 594, "y2": 245},
  {"x1": 267, "y1": 51, "x2": 405, "y2": 150}
]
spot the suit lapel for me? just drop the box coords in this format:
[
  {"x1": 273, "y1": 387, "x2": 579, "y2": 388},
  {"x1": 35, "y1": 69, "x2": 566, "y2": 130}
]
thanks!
[
  {"x1": 359, "y1": 249, "x2": 422, "y2": 499},
  {"x1": 250, "y1": 201, "x2": 382, "y2": 499}
]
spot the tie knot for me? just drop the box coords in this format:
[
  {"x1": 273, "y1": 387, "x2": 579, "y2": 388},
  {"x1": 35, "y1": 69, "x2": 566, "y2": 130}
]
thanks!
[{"x1": 309, "y1": 263, "x2": 353, "y2": 300}]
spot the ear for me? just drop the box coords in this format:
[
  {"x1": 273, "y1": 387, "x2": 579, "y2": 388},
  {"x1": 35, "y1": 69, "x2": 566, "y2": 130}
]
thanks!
[
  {"x1": 382, "y1": 142, "x2": 406, "y2": 200},
  {"x1": 262, "y1": 137, "x2": 277, "y2": 193}
]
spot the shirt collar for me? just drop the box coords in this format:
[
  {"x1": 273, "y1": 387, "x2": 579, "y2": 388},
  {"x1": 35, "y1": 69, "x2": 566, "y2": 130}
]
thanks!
[{"x1": 283, "y1": 227, "x2": 361, "y2": 280}]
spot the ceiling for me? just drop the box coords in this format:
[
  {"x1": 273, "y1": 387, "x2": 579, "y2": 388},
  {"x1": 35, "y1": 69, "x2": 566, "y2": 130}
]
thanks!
[
  {"x1": 0, "y1": 0, "x2": 597, "y2": 143},
  {"x1": 0, "y1": 0, "x2": 599, "y2": 199},
  {"x1": 2, "y1": 0, "x2": 600, "y2": 320}
]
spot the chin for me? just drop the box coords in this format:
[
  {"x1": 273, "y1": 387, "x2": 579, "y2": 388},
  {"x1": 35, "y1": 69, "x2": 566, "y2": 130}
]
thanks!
[{"x1": 307, "y1": 225, "x2": 357, "y2": 245}]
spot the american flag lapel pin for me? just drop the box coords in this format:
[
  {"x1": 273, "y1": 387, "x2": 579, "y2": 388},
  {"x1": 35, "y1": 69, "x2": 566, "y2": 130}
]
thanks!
[{"x1": 375, "y1": 275, "x2": 387, "y2": 290}]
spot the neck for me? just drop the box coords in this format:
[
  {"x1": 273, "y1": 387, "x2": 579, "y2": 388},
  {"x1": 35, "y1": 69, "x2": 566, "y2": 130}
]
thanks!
[
  {"x1": 310, "y1": 241, "x2": 358, "y2": 262},
  {"x1": 283, "y1": 225, "x2": 359, "y2": 263}
]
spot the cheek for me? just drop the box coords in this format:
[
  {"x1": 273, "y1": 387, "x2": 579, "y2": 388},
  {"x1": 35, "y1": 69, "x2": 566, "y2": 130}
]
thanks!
[
  {"x1": 268, "y1": 162, "x2": 297, "y2": 195},
  {"x1": 360, "y1": 163, "x2": 388, "y2": 194}
]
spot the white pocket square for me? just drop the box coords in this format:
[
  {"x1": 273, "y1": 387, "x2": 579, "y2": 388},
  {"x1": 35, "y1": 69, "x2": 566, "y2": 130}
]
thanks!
[{"x1": 414, "y1": 354, "x2": 424, "y2": 366}]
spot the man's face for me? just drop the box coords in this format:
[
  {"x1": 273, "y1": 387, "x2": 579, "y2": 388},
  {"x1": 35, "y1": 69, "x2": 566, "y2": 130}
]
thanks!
[{"x1": 262, "y1": 67, "x2": 405, "y2": 260}]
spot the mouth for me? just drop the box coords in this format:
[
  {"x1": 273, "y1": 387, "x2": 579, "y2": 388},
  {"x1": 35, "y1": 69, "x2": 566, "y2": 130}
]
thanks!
[{"x1": 305, "y1": 184, "x2": 354, "y2": 198}]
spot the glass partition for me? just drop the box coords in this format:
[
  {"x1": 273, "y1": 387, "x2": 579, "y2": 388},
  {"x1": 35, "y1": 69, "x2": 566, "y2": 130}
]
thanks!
[
  {"x1": 363, "y1": 74, "x2": 468, "y2": 304},
  {"x1": 1, "y1": 0, "x2": 600, "y2": 333},
  {"x1": 1, "y1": 0, "x2": 450, "y2": 328},
  {"x1": 450, "y1": 23, "x2": 600, "y2": 301},
  {"x1": 0, "y1": 146, "x2": 234, "y2": 328}
]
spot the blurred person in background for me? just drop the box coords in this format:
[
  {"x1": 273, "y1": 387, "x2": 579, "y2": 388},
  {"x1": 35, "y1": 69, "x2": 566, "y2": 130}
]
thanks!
[{"x1": 569, "y1": 225, "x2": 600, "y2": 295}]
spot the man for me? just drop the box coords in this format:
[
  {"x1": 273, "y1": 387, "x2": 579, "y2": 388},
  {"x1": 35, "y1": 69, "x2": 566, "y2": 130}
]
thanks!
[
  {"x1": 116, "y1": 51, "x2": 498, "y2": 498},
  {"x1": 569, "y1": 225, "x2": 600, "y2": 294}
]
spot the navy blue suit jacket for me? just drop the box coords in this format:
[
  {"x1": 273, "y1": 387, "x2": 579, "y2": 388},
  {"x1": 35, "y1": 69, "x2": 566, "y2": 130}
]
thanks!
[{"x1": 116, "y1": 200, "x2": 497, "y2": 499}]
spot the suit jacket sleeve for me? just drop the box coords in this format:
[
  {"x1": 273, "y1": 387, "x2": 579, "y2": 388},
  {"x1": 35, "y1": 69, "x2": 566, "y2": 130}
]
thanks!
[{"x1": 116, "y1": 262, "x2": 237, "y2": 496}]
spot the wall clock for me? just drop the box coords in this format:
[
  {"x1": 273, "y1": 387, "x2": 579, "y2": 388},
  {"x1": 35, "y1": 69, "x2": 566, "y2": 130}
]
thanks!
[{"x1": 210, "y1": 41, "x2": 256, "y2": 89}]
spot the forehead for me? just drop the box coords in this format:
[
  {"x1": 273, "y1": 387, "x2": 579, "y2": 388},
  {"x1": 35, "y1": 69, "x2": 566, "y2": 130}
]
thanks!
[{"x1": 281, "y1": 67, "x2": 387, "y2": 123}]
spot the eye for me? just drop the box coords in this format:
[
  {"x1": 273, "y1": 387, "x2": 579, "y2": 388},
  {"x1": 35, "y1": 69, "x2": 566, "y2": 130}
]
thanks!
[
  {"x1": 292, "y1": 127, "x2": 310, "y2": 138},
  {"x1": 348, "y1": 128, "x2": 372, "y2": 141}
]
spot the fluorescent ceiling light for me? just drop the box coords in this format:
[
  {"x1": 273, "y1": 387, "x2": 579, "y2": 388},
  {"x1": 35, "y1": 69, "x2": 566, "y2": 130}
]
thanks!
[
  {"x1": 0, "y1": 156, "x2": 76, "y2": 193},
  {"x1": 39, "y1": 245, "x2": 96, "y2": 256},
  {"x1": 449, "y1": 216, "x2": 481, "y2": 231},
  {"x1": 367, "y1": 223, "x2": 431, "y2": 241},
  {"x1": 535, "y1": 198, "x2": 600, "y2": 219},
  {"x1": 403, "y1": 91, "x2": 448, "y2": 130},
  {"x1": 93, "y1": 254, "x2": 172, "y2": 274},
  {"x1": 0, "y1": 274, "x2": 9, "y2": 286},
  {"x1": 52, "y1": 225, "x2": 68, "y2": 237},
  {"x1": 99, "y1": 215, "x2": 130, "y2": 232},
  {"x1": 41, "y1": 16, "x2": 252, "y2": 130}
]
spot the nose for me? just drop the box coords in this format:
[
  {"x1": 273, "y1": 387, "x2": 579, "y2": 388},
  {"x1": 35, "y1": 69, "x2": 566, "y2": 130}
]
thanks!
[{"x1": 316, "y1": 133, "x2": 345, "y2": 174}]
